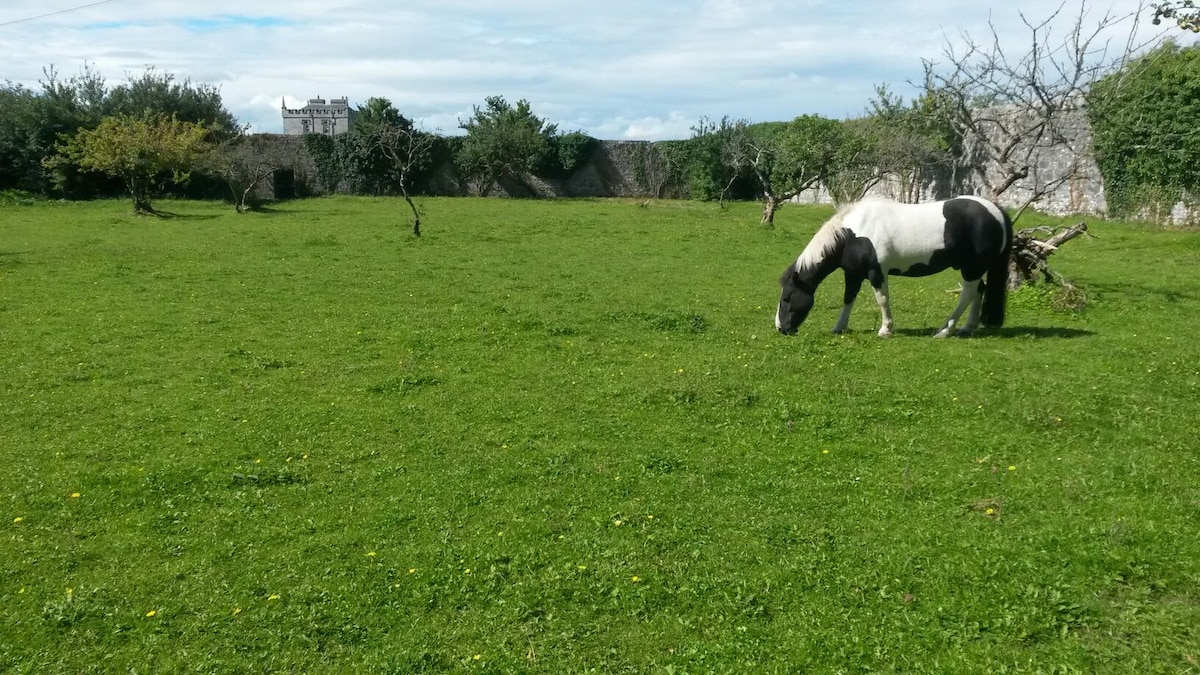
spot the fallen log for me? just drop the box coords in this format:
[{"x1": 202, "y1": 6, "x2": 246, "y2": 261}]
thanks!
[{"x1": 1007, "y1": 221, "x2": 1090, "y2": 290}]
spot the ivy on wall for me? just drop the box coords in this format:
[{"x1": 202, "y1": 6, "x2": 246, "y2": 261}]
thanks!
[{"x1": 1088, "y1": 42, "x2": 1200, "y2": 219}]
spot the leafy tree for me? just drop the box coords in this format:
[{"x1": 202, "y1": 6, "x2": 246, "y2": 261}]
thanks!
[
  {"x1": 736, "y1": 115, "x2": 843, "y2": 224},
  {"x1": 0, "y1": 66, "x2": 109, "y2": 196},
  {"x1": 1, "y1": 65, "x2": 238, "y2": 198},
  {"x1": 104, "y1": 67, "x2": 237, "y2": 135},
  {"x1": 48, "y1": 114, "x2": 209, "y2": 213},
  {"x1": 545, "y1": 131, "x2": 599, "y2": 179},
  {"x1": 355, "y1": 96, "x2": 409, "y2": 129},
  {"x1": 861, "y1": 86, "x2": 958, "y2": 203},
  {"x1": 684, "y1": 116, "x2": 743, "y2": 202},
  {"x1": 1152, "y1": 1, "x2": 1200, "y2": 31},
  {"x1": 0, "y1": 83, "x2": 41, "y2": 191},
  {"x1": 825, "y1": 118, "x2": 883, "y2": 205},
  {"x1": 1088, "y1": 41, "x2": 1200, "y2": 218},
  {"x1": 458, "y1": 96, "x2": 557, "y2": 196}
]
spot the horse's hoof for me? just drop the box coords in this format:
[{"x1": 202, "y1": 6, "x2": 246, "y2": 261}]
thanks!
[
  {"x1": 877, "y1": 330, "x2": 892, "y2": 338},
  {"x1": 933, "y1": 329, "x2": 951, "y2": 338}
]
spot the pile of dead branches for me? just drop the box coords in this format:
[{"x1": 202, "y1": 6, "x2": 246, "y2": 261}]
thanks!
[{"x1": 1008, "y1": 221, "x2": 1091, "y2": 290}]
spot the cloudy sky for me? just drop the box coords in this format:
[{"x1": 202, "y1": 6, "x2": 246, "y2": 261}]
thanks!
[{"x1": 1, "y1": 1, "x2": 1188, "y2": 139}]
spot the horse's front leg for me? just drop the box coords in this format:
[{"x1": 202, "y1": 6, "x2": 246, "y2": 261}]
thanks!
[
  {"x1": 935, "y1": 278, "x2": 982, "y2": 338},
  {"x1": 832, "y1": 273, "x2": 865, "y2": 334},
  {"x1": 870, "y1": 276, "x2": 894, "y2": 337}
]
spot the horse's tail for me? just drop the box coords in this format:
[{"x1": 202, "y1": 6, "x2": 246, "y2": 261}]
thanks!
[{"x1": 981, "y1": 206, "x2": 1013, "y2": 328}]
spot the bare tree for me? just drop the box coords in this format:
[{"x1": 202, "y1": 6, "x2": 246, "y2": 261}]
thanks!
[
  {"x1": 921, "y1": 1, "x2": 1151, "y2": 221},
  {"x1": 206, "y1": 133, "x2": 279, "y2": 213},
  {"x1": 366, "y1": 123, "x2": 437, "y2": 236}
]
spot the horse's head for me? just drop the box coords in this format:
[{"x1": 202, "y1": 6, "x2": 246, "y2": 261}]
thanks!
[{"x1": 775, "y1": 265, "x2": 815, "y2": 335}]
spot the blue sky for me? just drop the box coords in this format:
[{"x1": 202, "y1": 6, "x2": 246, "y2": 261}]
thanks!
[{"x1": 0, "y1": 0, "x2": 1188, "y2": 139}]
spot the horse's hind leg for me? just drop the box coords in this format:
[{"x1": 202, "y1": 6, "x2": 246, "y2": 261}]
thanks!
[
  {"x1": 870, "y1": 277, "x2": 894, "y2": 337},
  {"x1": 935, "y1": 278, "x2": 982, "y2": 338},
  {"x1": 959, "y1": 279, "x2": 986, "y2": 335}
]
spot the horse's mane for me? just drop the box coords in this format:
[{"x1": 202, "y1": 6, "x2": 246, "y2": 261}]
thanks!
[{"x1": 795, "y1": 202, "x2": 857, "y2": 273}]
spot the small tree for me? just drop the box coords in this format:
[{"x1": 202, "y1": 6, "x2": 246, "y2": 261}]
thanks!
[
  {"x1": 205, "y1": 132, "x2": 279, "y2": 213},
  {"x1": 736, "y1": 115, "x2": 843, "y2": 224},
  {"x1": 104, "y1": 67, "x2": 237, "y2": 134},
  {"x1": 825, "y1": 119, "x2": 884, "y2": 205},
  {"x1": 861, "y1": 86, "x2": 959, "y2": 203},
  {"x1": 458, "y1": 96, "x2": 557, "y2": 196},
  {"x1": 365, "y1": 123, "x2": 437, "y2": 236},
  {"x1": 48, "y1": 113, "x2": 208, "y2": 213}
]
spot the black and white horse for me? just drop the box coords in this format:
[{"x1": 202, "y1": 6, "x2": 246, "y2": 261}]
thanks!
[{"x1": 775, "y1": 196, "x2": 1013, "y2": 337}]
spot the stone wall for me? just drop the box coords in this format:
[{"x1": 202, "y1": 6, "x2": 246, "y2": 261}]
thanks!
[{"x1": 247, "y1": 115, "x2": 1197, "y2": 223}]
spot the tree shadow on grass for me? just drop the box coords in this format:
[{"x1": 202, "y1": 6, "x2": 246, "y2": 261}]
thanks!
[{"x1": 147, "y1": 210, "x2": 221, "y2": 221}]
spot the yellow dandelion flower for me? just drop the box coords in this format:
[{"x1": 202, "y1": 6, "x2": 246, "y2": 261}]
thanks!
[
  {"x1": 232, "y1": 607, "x2": 242, "y2": 616},
  {"x1": 1008, "y1": 465, "x2": 1016, "y2": 471},
  {"x1": 985, "y1": 508, "x2": 995, "y2": 515},
  {"x1": 267, "y1": 594, "x2": 280, "y2": 601},
  {"x1": 613, "y1": 520, "x2": 623, "y2": 526},
  {"x1": 13, "y1": 516, "x2": 23, "y2": 523},
  {"x1": 145, "y1": 610, "x2": 157, "y2": 617},
  {"x1": 577, "y1": 565, "x2": 587, "y2": 570},
  {"x1": 473, "y1": 654, "x2": 482, "y2": 661},
  {"x1": 69, "y1": 493, "x2": 80, "y2": 499},
  {"x1": 631, "y1": 576, "x2": 641, "y2": 583},
  {"x1": 367, "y1": 551, "x2": 377, "y2": 557},
  {"x1": 408, "y1": 568, "x2": 416, "y2": 574},
  {"x1": 822, "y1": 449, "x2": 830, "y2": 454},
  {"x1": 464, "y1": 568, "x2": 471, "y2": 575}
]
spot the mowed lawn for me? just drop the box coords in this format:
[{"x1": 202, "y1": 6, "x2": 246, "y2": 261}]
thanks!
[{"x1": 1, "y1": 196, "x2": 1198, "y2": 672}]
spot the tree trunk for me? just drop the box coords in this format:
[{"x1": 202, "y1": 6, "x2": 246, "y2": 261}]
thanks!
[{"x1": 760, "y1": 195, "x2": 779, "y2": 225}]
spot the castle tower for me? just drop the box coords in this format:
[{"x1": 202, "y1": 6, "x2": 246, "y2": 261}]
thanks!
[{"x1": 281, "y1": 95, "x2": 357, "y2": 135}]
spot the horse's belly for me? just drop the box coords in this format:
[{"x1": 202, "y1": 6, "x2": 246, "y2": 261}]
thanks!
[{"x1": 882, "y1": 248, "x2": 954, "y2": 277}]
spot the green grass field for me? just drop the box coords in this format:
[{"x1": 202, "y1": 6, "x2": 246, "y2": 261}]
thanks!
[{"x1": 2, "y1": 197, "x2": 1198, "y2": 672}]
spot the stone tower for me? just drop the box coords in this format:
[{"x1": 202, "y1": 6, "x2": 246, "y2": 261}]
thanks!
[{"x1": 281, "y1": 96, "x2": 357, "y2": 136}]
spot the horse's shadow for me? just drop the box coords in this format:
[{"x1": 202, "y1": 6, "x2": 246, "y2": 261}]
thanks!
[{"x1": 883, "y1": 326, "x2": 1093, "y2": 339}]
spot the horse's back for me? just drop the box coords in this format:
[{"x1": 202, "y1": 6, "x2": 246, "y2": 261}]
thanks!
[{"x1": 843, "y1": 199, "x2": 949, "y2": 273}]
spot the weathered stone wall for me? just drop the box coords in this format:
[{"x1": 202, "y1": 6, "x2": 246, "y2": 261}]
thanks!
[{"x1": 248, "y1": 115, "x2": 1196, "y2": 223}]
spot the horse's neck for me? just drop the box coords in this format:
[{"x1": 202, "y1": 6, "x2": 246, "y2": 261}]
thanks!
[{"x1": 797, "y1": 224, "x2": 847, "y2": 283}]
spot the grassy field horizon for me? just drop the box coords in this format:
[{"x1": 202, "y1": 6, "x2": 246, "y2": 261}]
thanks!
[{"x1": 2, "y1": 196, "x2": 1198, "y2": 672}]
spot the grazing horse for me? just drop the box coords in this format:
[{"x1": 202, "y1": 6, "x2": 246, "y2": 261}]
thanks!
[{"x1": 775, "y1": 196, "x2": 1012, "y2": 337}]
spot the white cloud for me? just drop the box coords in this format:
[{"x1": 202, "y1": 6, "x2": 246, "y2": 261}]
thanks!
[{"x1": 0, "y1": 0, "x2": 1189, "y2": 139}]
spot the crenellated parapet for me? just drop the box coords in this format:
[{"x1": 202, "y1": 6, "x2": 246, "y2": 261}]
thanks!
[{"x1": 281, "y1": 96, "x2": 357, "y2": 136}]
